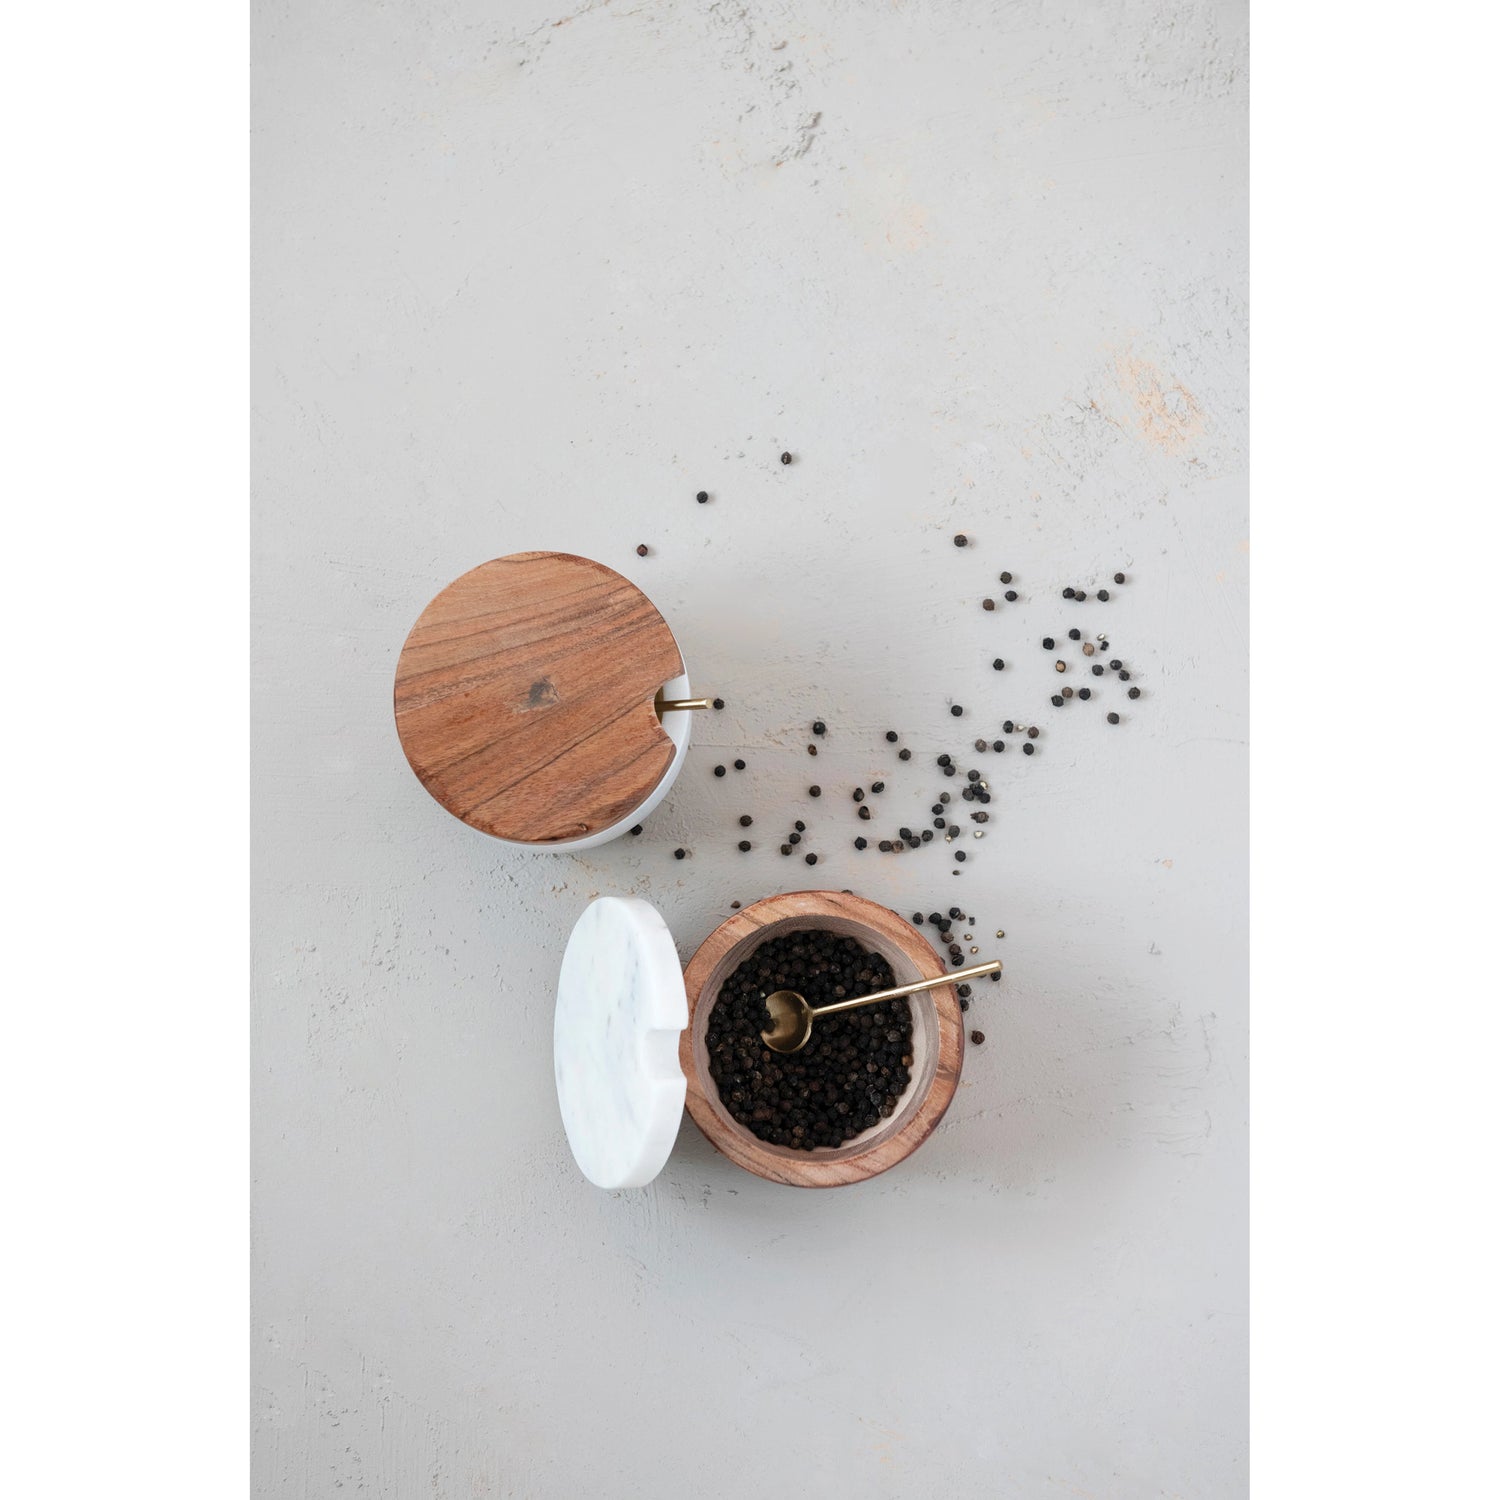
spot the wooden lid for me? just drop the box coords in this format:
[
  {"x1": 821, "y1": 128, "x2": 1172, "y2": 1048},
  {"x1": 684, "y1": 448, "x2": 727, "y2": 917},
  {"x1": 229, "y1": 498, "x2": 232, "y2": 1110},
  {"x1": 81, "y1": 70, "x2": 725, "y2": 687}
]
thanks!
[{"x1": 394, "y1": 553, "x2": 685, "y2": 844}]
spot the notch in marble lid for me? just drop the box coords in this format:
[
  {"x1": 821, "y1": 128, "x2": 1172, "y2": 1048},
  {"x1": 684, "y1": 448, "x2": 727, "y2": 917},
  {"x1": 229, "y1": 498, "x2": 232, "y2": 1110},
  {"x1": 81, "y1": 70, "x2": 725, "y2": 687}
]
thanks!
[{"x1": 554, "y1": 896, "x2": 687, "y2": 1189}]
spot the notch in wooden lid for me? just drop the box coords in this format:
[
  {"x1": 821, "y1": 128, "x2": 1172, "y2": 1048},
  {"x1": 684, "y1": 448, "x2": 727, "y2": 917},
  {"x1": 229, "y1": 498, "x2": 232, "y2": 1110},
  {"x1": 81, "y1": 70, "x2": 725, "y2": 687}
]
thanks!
[{"x1": 394, "y1": 552, "x2": 685, "y2": 844}]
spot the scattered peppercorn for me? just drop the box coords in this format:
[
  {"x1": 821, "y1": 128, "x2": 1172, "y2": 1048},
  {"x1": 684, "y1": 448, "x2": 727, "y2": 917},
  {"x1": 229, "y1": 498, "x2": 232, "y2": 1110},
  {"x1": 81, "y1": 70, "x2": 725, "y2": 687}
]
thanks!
[
  {"x1": 857, "y1": 806, "x2": 872, "y2": 821},
  {"x1": 854, "y1": 837, "x2": 868, "y2": 849},
  {"x1": 993, "y1": 740, "x2": 1005, "y2": 752},
  {"x1": 898, "y1": 747, "x2": 912, "y2": 760},
  {"x1": 713, "y1": 698, "x2": 725, "y2": 710},
  {"x1": 974, "y1": 739, "x2": 988, "y2": 752},
  {"x1": 852, "y1": 788, "x2": 864, "y2": 802},
  {"x1": 955, "y1": 850, "x2": 967, "y2": 862},
  {"x1": 807, "y1": 744, "x2": 818, "y2": 755},
  {"x1": 1063, "y1": 587, "x2": 1075, "y2": 599},
  {"x1": 1026, "y1": 726, "x2": 1039, "y2": 739},
  {"x1": 738, "y1": 815, "x2": 752, "y2": 827},
  {"x1": 885, "y1": 731, "x2": 899, "y2": 742},
  {"x1": 795, "y1": 821, "x2": 806, "y2": 832},
  {"x1": 1109, "y1": 659, "x2": 1122, "y2": 671},
  {"x1": 1097, "y1": 590, "x2": 1109, "y2": 601},
  {"x1": 1004, "y1": 590, "x2": 1019, "y2": 602},
  {"x1": 780, "y1": 844, "x2": 793, "y2": 855},
  {"x1": 630, "y1": 825, "x2": 643, "y2": 836},
  {"x1": 871, "y1": 781, "x2": 885, "y2": 793},
  {"x1": 1042, "y1": 637, "x2": 1055, "y2": 650},
  {"x1": 1061, "y1": 687, "x2": 1073, "y2": 699},
  {"x1": 953, "y1": 533, "x2": 969, "y2": 547},
  {"x1": 1118, "y1": 670, "x2": 1131, "y2": 681},
  {"x1": 1082, "y1": 643, "x2": 1095, "y2": 656},
  {"x1": 982, "y1": 598, "x2": 996, "y2": 611},
  {"x1": 951, "y1": 705, "x2": 964, "y2": 717},
  {"x1": 1078, "y1": 688, "x2": 1091, "y2": 700},
  {"x1": 788, "y1": 833, "x2": 801, "y2": 846},
  {"x1": 805, "y1": 853, "x2": 818, "y2": 865},
  {"x1": 674, "y1": 848, "x2": 686, "y2": 859},
  {"x1": 713, "y1": 765, "x2": 726, "y2": 777},
  {"x1": 1128, "y1": 686, "x2": 1141, "y2": 699},
  {"x1": 809, "y1": 785, "x2": 821, "y2": 797},
  {"x1": 992, "y1": 658, "x2": 1006, "y2": 671},
  {"x1": 1051, "y1": 694, "x2": 1064, "y2": 707},
  {"x1": 636, "y1": 544, "x2": 649, "y2": 556},
  {"x1": 970, "y1": 1030, "x2": 985, "y2": 1045},
  {"x1": 1068, "y1": 628, "x2": 1081, "y2": 641},
  {"x1": 737, "y1": 840, "x2": 751, "y2": 852},
  {"x1": 1114, "y1": 572, "x2": 1126, "y2": 584},
  {"x1": 696, "y1": 491, "x2": 709, "y2": 504},
  {"x1": 1002, "y1": 721, "x2": 1014, "y2": 734},
  {"x1": 1107, "y1": 712, "x2": 1120, "y2": 724},
  {"x1": 999, "y1": 571, "x2": 1013, "y2": 584},
  {"x1": 1023, "y1": 743, "x2": 1034, "y2": 756},
  {"x1": 734, "y1": 758, "x2": 746, "y2": 769},
  {"x1": 780, "y1": 451, "x2": 792, "y2": 464},
  {"x1": 1092, "y1": 664, "x2": 1104, "y2": 676}
]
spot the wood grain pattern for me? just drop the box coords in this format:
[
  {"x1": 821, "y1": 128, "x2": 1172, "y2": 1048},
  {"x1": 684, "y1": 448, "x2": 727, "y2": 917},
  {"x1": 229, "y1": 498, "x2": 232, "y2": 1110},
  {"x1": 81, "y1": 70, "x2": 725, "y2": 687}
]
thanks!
[
  {"x1": 394, "y1": 553, "x2": 684, "y2": 843},
  {"x1": 680, "y1": 890, "x2": 965, "y2": 1188}
]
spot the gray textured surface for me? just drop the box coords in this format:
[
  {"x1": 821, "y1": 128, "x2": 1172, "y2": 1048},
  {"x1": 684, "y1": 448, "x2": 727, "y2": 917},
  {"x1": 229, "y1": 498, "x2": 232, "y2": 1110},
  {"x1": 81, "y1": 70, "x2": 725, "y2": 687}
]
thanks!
[{"x1": 252, "y1": 1, "x2": 1248, "y2": 1494}]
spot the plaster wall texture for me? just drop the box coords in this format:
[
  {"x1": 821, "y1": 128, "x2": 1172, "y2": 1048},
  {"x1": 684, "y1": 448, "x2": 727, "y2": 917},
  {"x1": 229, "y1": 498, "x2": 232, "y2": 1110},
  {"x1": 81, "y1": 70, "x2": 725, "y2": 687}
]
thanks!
[{"x1": 253, "y1": 1, "x2": 1248, "y2": 1494}]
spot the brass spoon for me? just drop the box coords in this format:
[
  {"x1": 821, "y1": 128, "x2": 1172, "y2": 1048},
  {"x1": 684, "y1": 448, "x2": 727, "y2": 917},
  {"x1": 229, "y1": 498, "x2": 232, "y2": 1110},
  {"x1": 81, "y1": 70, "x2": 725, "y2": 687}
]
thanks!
[{"x1": 760, "y1": 958, "x2": 1002, "y2": 1053}]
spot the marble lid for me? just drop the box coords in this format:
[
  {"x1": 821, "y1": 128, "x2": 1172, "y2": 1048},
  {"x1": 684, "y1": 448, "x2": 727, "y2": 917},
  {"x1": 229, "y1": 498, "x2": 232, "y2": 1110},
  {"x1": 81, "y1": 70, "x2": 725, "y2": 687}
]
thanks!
[{"x1": 554, "y1": 896, "x2": 688, "y2": 1188}]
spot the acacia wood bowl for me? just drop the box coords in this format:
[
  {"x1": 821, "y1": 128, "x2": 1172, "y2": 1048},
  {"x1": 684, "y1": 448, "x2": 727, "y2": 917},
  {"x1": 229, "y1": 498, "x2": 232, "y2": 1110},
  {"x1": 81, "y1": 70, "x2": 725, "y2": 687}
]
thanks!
[{"x1": 680, "y1": 890, "x2": 965, "y2": 1187}]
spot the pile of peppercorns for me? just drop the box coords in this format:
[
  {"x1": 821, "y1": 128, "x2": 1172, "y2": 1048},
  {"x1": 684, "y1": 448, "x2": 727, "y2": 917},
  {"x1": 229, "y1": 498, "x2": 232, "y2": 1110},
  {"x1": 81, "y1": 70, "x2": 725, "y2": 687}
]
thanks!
[{"x1": 706, "y1": 929, "x2": 912, "y2": 1149}]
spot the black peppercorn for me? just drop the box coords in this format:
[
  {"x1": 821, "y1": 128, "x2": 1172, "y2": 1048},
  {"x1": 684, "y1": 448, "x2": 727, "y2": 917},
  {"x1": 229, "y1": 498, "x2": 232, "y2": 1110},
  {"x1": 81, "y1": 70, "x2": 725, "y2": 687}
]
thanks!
[
  {"x1": 1107, "y1": 712, "x2": 1120, "y2": 724},
  {"x1": 1026, "y1": 726, "x2": 1039, "y2": 739},
  {"x1": 636, "y1": 544, "x2": 649, "y2": 557},
  {"x1": 992, "y1": 658, "x2": 1005, "y2": 671},
  {"x1": 1068, "y1": 628, "x2": 1081, "y2": 640},
  {"x1": 794, "y1": 820, "x2": 806, "y2": 832},
  {"x1": 1097, "y1": 590, "x2": 1109, "y2": 601},
  {"x1": 673, "y1": 847, "x2": 686, "y2": 859},
  {"x1": 898, "y1": 747, "x2": 912, "y2": 760},
  {"x1": 959, "y1": 997, "x2": 970, "y2": 1011},
  {"x1": 809, "y1": 785, "x2": 821, "y2": 797},
  {"x1": 1051, "y1": 694, "x2": 1064, "y2": 706},
  {"x1": 967, "y1": 769, "x2": 981, "y2": 782},
  {"x1": 852, "y1": 788, "x2": 864, "y2": 802},
  {"x1": 630, "y1": 825, "x2": 643, "y2": 836},
  {"x1": 912, "y1": 913, "x2": 924, "y2": 924},
  {"x1": 857, "y1": 806, "x2": 871, "y2": 821},
  {"x1": 737, "y1": 840, "x2": 751, "y2": 852},
  {"x1": 780, "y1": 843, "x2": 793, "y2": 855},
  {"x1": 805, "y1": 853, "x2": 818, "y2": 865},
  {"x1": 982, "y1": 598, "x2": 996, "y2": 611},
  {"x1": 696, "y1": 491, "x2": 709, "y2": 504},
  {"x1": 951, "y1": 704, "x2": 964, "y2": 716},
  {"x1": 1109, "y1": 659, "x2": 1122, "y2": 671},
  {"x1": 780, "y1": 451, "x2": 792, "y2": 464},
  {"x1": 943, "y1": 764, "x2": 956, "y2": 777},
  {"x1": 1118, "y1": 670, "x2": 1131, "y2": 681},
  {"x1": 854, "y1": 837, "x2": 867, "y2": 849},
  {"x1": 993, "y1": 739, "x2": 1005, "y2": 752},
  {"x1": 1004, "y1": 590, "x2": 1018, "y2": 602},
  {"x1": 1128, "y1": 686, "x2": 1141, "y2": 699},
  {"x1": 879, "y1": 840, "x2": 893, "y2": 852},
  {"x1": 885, "y1": 730, "x2": 898, "y2": 742},
  {"x1": 787, "y1": 832, "x2": 801, "y2": 846},
  {"x1": 970, "y1": 1030, "x2": 985, "y2": 1044},
  {"x1": 1002, "y1": 720, "x2": 1014, "y2": 734},
  {"x1": 1000, "y1": 571, "x2": 1013, "y2": 584},
  {"x1": 1042, "y1": 637, "x2": 1054, "y2": 650},
  {"x1": 1063, "y1": 587, "x2": 1075, "y2": 599},
  {"x1": 733, "y1": 758, "x2": 745, "y2": 769},
  {"x1": 1078, "y1": 688, "x2": 1091, "y2": 700},
  {"x1": 974, "y1": 738, "x2": 988, "y2": 752},
  {"x1": 713, "y1": 765, "x2": 726, "y2": 777},
  {"x1": 807, "y1": 744, "x2": 818, "y2": 755},
  {"x1": 1092, "y1": 664, "x2": 1104, "y2": 676},
  {"x1": 812, "y1": 720, "x2": 826, "y2": 736},
  {"x1": 953, "y1": 533, "x2": 968, "y2": 547},
  {"x1": 738, "y1": 815, "x2": 752, "y2": 827},
  {"x1": 1114, "y1": 572, "x2": 1125, "y2": 584},
  {"x1": 871, "y1": 781, "x2": 885, "y2": 793},
  {"x1": 955, "y1": 850, "x2": 966, "y2": 862},
  {"x1": 713, "y1": 698, "x2": 725, "y2": 710},
  {"x1": 1022, "y1": 743, "x2": 1034, "y2": 755}
]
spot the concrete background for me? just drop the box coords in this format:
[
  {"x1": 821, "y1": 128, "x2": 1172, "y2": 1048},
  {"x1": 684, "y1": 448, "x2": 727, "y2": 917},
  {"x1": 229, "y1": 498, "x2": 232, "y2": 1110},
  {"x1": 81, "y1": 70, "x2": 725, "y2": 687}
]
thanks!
[{"x1": 252, "y1": 1, "x2": 1247, "y2": 1494}]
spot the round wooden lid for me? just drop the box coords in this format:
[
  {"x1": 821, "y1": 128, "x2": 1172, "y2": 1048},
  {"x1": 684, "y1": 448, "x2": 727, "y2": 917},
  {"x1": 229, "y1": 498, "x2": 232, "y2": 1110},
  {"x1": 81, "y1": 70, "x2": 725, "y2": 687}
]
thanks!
[{"x1": 394, "y1": 553, "x2": 685, "y2": 844}]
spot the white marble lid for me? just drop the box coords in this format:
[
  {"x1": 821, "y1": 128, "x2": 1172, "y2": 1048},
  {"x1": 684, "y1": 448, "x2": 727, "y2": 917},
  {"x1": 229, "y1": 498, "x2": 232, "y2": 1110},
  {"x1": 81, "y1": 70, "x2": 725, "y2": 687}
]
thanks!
[{"x1": 554, "y1": 896, "x2": 688, "y2": 1189}]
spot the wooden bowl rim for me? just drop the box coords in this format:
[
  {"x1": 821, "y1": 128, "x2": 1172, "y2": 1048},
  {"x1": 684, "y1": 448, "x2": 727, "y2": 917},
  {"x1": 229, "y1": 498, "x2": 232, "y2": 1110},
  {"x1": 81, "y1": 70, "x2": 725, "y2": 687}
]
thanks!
[{"x1": 680, "y1": 890, "x2": 964, "y2": 1187}]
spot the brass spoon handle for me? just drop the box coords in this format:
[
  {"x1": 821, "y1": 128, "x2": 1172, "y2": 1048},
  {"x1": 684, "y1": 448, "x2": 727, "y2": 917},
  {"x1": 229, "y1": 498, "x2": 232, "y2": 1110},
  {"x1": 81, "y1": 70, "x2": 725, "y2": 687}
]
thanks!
[
  {"x1": 656, "y1": 697, "x2": 713, "y2": 712},
  {"x1": 807, "y1": 958, "x2": 1002, "y2": 1019}
]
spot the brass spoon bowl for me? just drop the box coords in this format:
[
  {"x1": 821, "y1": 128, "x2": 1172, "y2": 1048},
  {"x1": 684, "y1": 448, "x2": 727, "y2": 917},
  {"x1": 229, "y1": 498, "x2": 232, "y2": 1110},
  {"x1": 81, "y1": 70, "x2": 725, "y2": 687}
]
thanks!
[{"x1": 761, "y1": 958, "x2": 1003, "y2": 1053}]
